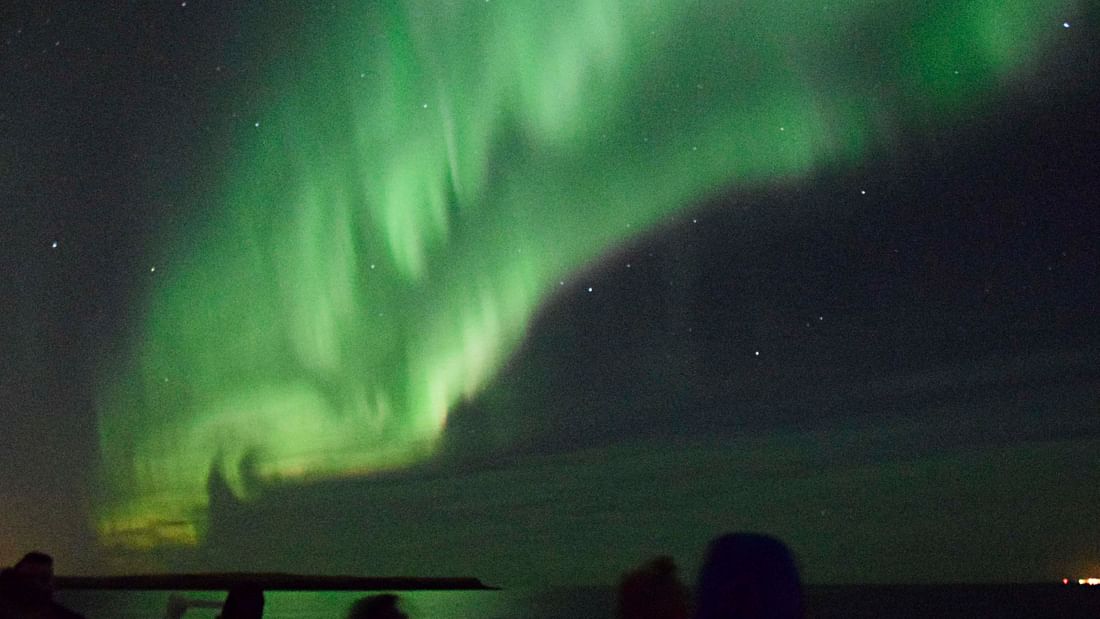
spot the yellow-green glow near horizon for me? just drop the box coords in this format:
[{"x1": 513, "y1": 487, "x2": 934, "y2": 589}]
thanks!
[{"x1": 96, "y1": 0, "x2": 1075, "y2": 548}]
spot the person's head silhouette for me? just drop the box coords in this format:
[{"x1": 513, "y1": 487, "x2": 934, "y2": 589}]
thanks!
[
  {"x1": 346, "y1": 593, "x2": 408, "y2": 619},
  {"x1": 618, "y1": 555, "x2": 691, "y2": 619},
  {"x1": 695, "y1": 533, "x2": 803, "y2": 619},
  {"x1": 13, "y1": 551, "x2": 56, "y2": 600},
  {"x1": 218, "y1": 583, "x2": 265, "y2": 619}
]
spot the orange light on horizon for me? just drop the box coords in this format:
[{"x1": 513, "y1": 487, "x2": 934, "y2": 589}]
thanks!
[{"x1": 1077, "y1": 578, "x2": 1100, "y2": 586}]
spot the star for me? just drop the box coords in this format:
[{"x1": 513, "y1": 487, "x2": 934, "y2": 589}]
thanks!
[
  {"x1": 1063, "y1": 21, "x2": 1070, "y2": 28},
  {"x1": 50, "y1": 241, "x2": 58, "y2": 249}
]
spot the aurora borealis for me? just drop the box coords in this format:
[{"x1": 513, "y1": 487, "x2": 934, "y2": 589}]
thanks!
[
  {"x1": 92, "y1": 0, "x2": 1080, "y2": 549},
  {"x1": 2, "y1": 0, "x2": 1098, "y2": 585}
]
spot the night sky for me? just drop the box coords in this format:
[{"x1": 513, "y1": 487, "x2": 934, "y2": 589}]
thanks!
[{"x1": 2, "y1": 1, "x2": 1098, "y2": 586}]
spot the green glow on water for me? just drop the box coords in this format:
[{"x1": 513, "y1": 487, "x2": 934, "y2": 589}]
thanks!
[{"x1": 95, "y1": 0, "x2": 1074, "y2": 547}]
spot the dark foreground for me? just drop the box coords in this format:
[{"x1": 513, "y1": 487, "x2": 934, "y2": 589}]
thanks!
[
  {"x1": 806, "y1": 584, "x2": 1100, "y2": 619},
  {"x1": 55, "y1": 583, "x2": 1100, "y2": 618}
]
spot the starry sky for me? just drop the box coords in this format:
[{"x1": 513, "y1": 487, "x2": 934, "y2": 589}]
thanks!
[{"x1": 1, "y1": 1, "x2": 1099, "y2": 585}]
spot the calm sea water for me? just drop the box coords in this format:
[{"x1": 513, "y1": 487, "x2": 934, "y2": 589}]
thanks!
[
  {"x1": 55, "y1": 588, "x2": 611, "y2": 619},
  {"x1": 56, "y1": 584, "x2": 1100, "y2": 618}
]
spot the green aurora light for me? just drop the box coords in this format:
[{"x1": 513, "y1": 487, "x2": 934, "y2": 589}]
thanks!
[{"x1": 96, "y1": 0, "x2": 1076, "y2": 548}]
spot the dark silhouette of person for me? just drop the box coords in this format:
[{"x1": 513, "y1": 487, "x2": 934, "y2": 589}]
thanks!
[
  {"x1": 694, "y1": 533, "x2": 804, "y2": 619},
  {"x1": 617, "y1": 555, "x2": 691, "y2": 619},
  {"x1": 217, "y1": 583, "x2": 265, "y2": 619},
  {"x1": 346, "y1": 593, "x2": 408, "y2": 619},
  {"x1": 0, "y1": 551, "x2": 86, "y2": 618}
]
